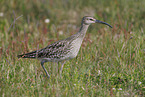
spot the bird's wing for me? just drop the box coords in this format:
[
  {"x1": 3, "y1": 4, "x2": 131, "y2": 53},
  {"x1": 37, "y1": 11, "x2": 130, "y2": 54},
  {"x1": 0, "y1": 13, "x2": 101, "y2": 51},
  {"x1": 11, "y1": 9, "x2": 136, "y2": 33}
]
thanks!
[
  {"x1": 18, "y1": 40, "x2": 70, "y2": 59},
  {"x1": 38, "y1": 40, "x2": 70, "y2": 59}
]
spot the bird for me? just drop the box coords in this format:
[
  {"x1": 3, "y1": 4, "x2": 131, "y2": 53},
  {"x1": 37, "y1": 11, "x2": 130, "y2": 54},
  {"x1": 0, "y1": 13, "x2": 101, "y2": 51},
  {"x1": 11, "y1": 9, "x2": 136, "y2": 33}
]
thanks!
[{"x1": 18, "y1": 16, "x2": 112, "y2": 78}]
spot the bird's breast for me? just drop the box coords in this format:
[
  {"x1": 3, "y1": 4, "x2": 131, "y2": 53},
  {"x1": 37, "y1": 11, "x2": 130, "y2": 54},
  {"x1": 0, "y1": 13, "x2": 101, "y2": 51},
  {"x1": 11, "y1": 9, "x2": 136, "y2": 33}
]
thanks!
[{"x1": 67, "y1": 38, "x2": 83, "y2": 59}]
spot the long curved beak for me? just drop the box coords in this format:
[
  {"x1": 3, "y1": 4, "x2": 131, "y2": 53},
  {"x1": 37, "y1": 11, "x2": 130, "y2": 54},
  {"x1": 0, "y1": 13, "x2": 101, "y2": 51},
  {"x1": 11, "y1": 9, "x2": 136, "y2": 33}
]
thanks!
[{"x1": 95, "y1": 20, "x2": 112, "y2": 28}]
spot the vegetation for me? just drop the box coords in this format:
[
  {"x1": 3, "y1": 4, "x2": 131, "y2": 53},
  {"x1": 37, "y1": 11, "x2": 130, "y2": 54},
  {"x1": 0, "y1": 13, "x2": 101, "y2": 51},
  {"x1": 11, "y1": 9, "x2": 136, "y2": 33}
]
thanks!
[{"x1": 0, "y1": 0, "x2": 145, "y2": 96}]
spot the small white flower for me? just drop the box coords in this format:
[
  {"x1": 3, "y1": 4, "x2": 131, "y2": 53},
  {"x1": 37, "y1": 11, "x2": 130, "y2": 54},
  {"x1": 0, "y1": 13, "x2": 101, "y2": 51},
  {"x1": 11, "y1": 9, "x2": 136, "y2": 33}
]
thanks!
[
  {"x1": 130, "y1": 31, "x2": 133, "y2": 34},
  {"x1": 0, "y1": 12, "x2": 4, "y2": 17},
  {"x1": 74, "y1": 84, "x2": 76, "y2": 86},
  {"x1": 58, "y1": 30, "x2": 63, "y2": 35},
  {"x1": 138, "y1": 81, "x2": 142, "y2": 85},
  {"x1": 112, "y1": 73, "x2": 115, "y2": 76},
  {"x1": 45, "y1": 18, "x2": 50, "y2": 23},
  {"x1": 98, "y1": 70, "x2": 101, "y2": 75},
  {"x1": 112, "y1": 88, "x2": 116, "y2": 90},
  {"x1": 118, "y1": 88, "x2": 122, "y2": 90}
]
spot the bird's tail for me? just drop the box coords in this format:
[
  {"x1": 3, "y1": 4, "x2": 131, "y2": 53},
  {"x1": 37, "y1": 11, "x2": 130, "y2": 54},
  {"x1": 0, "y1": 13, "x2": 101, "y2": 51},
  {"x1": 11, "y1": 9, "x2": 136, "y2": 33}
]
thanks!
[{"x1": 17, "y1": 51, "x2": 37, "y2": 58}]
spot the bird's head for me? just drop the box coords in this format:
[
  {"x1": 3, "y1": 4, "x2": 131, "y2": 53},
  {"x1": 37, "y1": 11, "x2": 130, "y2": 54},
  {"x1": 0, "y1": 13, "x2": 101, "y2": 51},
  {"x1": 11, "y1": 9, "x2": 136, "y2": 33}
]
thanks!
[{"x1": 82, "y1": 16, "x2": 112, "y2": 28}]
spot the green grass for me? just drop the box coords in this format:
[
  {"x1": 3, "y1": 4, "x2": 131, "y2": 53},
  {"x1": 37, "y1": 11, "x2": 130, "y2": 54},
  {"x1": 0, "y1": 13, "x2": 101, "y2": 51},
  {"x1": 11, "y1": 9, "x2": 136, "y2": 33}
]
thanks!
[{"x1": 0, "y1": 0, "x2": 145, "y2": 96}]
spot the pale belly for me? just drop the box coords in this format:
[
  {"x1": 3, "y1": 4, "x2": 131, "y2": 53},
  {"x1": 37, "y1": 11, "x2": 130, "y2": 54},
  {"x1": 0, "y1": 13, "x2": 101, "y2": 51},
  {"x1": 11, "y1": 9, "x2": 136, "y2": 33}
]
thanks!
[{"x1": 67, "y1": 38, "x2": 83, "y2": 59}]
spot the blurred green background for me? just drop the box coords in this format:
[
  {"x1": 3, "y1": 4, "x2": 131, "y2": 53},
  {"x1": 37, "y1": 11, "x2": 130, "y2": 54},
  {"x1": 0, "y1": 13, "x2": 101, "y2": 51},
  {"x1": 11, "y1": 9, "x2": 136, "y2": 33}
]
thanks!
[{"x1": 0, "y1": 0, "x2": 145, "y2": 96}]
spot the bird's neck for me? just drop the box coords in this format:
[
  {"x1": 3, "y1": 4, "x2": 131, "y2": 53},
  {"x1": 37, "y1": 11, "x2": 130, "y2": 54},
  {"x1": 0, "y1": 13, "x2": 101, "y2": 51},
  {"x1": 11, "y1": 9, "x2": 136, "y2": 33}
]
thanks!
[{"x1": 77, "y1": 23, "x2": 90, "y2": 38}]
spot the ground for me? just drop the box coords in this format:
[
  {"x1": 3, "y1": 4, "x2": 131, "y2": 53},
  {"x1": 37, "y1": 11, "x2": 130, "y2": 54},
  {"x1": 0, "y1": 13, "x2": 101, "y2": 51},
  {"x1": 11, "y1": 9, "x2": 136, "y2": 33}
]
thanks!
[{"x1": 0, "y1": 0, "x2": 145, "y2": 96}]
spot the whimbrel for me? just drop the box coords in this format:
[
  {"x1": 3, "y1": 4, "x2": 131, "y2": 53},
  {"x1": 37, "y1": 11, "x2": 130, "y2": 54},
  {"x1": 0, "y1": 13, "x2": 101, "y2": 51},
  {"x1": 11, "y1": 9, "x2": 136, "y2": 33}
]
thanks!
[{"x1": 18, "y1": 16, "x2": 112, "y2": 78}]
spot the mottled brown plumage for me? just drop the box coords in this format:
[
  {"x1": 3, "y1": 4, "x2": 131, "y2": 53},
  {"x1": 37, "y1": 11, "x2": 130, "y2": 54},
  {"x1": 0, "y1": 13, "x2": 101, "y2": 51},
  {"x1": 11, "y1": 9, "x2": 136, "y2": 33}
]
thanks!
[{"x1": 18, "y1": 16, "x2": 112, "y2": 78}]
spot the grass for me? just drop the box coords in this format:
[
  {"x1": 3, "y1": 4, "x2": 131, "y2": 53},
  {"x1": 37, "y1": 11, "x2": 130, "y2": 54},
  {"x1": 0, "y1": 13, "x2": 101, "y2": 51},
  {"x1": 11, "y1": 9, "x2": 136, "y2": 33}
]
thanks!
[{"x1": 0, "y1": 0, "x2": 145, "y2": 96}]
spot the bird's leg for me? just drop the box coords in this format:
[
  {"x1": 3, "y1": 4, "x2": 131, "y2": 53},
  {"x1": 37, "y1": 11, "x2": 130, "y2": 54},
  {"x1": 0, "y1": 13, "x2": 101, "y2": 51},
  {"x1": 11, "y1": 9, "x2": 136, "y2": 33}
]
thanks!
[
  {"x1": 52, "y1": 62, "x2": 55, "y2": 77},
  {"x1": 41, "y1": 61, "x2": 50, "y2": 79},
  {"x1": 56, "y1": 62, "x2": 58, "y2": 75},
  {"x1": 60, "y1": 61, "x2": 66, "y2": 76}
]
